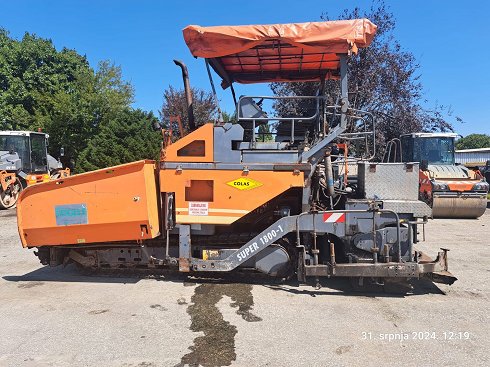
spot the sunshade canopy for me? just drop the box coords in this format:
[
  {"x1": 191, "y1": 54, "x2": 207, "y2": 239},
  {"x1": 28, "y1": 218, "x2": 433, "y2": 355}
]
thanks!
[{"x1": 183, "y1": 19, "x2": 377, "y2": 86}]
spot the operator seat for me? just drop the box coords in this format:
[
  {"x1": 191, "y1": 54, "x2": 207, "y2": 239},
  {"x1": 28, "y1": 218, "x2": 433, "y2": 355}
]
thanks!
[{"x1": 238, "y1": 97, "x2": 268, "y2": 142}]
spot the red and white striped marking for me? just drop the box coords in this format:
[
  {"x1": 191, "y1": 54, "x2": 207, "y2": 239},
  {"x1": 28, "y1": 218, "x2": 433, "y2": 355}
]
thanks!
[{"x1": 323, "y1": 212, "x2": 346, "y2": 223}]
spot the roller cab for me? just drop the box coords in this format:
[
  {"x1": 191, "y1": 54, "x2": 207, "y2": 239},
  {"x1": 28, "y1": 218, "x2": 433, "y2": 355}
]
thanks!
[{"x1": 17, "y1": 160, "x2": 160, "y2": 247}]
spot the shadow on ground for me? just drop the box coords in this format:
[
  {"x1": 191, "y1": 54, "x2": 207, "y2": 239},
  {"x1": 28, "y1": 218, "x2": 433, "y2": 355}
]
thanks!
[
  {"x1": 0, "y1": 210, "x2": 17, "y2": 217},
  {"x1": 2, "y1": 264, "x2": 141, "y2": 284},
  {"x1": 3, "y1": 264, "x2": 446, "y2": 297}
]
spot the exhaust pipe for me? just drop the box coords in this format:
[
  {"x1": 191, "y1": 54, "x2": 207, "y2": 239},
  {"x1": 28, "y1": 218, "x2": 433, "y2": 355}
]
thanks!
[{"x1": 173, "y1": 60, "x2": 196, "y2": 131}]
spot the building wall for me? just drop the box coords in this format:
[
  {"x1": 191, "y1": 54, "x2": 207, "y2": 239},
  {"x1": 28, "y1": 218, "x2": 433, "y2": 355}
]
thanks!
[{"x1": 455, "y1": 150, "x2": 490, "y2": 165}]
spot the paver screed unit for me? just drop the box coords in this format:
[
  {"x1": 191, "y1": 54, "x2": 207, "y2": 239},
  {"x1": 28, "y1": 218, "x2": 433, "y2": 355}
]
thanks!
[{"x1": 16, "y1": 19, "x2": 456, "y2": 288}]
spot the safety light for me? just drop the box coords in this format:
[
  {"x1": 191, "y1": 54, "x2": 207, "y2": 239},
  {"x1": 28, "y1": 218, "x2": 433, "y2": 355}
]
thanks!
[
  {"x1": 473, "y1": 182, "x2": 489, "y2": 192},
  {"x1": 432, "y1": 182, "x2": 449, "y2": 191}
]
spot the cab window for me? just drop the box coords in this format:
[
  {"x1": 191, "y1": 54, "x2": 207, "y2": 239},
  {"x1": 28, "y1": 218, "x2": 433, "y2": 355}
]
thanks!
[{"x1": 30, "y1": 134, "x2": 48, "y2": 172}]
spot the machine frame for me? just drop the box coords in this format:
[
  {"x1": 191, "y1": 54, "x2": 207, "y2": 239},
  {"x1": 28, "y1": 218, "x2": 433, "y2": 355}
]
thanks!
[{"x1": 17, "y1": 19, "x2": 455, "y2": 288}]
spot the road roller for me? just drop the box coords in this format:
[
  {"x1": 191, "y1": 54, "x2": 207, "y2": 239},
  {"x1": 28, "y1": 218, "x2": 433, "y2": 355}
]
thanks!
[
  {"x1": 16, "y1": 19, "x2": 456, "y2": 288},
  {"x1": 400, "y1": 133, "x2": 488, "y2": 218}
]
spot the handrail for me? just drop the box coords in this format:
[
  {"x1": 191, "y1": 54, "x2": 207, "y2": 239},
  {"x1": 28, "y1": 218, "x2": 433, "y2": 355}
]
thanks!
[
  {"x1": 235, "y1": 95, "x2": 377, "y2": 162},
  {"x1": 237, "y1": 95, "x2": 323, "y2": 146},
  {"x1": 237, "y1": 95, "x2": 323, "y2": 122}
]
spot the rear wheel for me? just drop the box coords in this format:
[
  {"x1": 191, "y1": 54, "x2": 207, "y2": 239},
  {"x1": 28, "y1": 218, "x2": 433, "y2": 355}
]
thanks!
[{"x1": 0, "y1": 177, "x2": 23, "y2": 209}]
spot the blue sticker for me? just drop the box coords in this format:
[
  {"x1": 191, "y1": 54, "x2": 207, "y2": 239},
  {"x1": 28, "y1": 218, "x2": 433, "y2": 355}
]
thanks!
[{"x1": 55, "y1": 204, "x2": 88, "y2": 226}]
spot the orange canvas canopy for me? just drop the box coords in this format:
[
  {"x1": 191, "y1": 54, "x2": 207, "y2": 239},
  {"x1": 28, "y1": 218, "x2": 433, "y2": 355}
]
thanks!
[{"x1": 183, "y1": 19, "x2": 377, "y2": 86}]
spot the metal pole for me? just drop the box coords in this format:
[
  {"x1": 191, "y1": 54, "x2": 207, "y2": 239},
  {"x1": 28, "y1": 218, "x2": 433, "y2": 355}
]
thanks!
[
  {"x1": 339, "y1": 54, "x2": 349, "y2": 129},
  {"x1": 291, "y1": 119, "x2": 295, "y2": 144},
  {"x1": 205, "y1": 59, "x2": 224, "y2": 123},
  {"x1": 329, "y1": 240, "x2": 336, "y2": 266}
]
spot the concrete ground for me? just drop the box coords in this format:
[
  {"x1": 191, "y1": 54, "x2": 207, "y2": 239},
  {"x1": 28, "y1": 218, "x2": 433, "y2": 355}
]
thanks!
[{"x1": 0, "y1": 208, "x2": 489, "y2": 367}]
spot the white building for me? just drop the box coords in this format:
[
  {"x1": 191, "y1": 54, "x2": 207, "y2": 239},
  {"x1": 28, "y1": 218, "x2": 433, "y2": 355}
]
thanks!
[{"x1": 455, "y1": 148, "x2": 490, "y2": 166}]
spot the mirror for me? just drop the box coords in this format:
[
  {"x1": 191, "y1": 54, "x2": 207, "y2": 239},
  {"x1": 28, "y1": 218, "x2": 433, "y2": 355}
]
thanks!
[{"x1": 152, "y1": 121, "x2": 162, "y2": 131}]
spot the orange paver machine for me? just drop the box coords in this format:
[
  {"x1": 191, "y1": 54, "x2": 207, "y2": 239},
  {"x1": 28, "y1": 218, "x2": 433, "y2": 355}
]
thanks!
[{"x1": 17, "y1": 19, "x2": 455, "y2": 287}]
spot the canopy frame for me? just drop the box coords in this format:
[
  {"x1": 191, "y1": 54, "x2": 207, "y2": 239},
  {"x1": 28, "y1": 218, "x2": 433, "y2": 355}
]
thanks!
[
  {"x1": 206, "y1": 38, "x2": 342, "y2": 89},
  {"x1": 183, "y1": 19, "x2": 377, "y2": 87}
]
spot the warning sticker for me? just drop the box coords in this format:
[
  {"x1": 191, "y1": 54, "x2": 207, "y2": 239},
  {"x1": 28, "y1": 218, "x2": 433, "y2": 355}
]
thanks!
[
  {"x1": 226, "y1": 177, "x2": 263, "y2": 191},
  {"x1": 188, "y1": 202, "x2": 209, "y2": 216}
]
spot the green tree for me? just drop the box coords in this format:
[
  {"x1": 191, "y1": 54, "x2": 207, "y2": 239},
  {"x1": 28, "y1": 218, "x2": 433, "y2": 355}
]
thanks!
[
  {"x1": 75, "y1": 109, "x2": 161, "y2": 172},
  {"x1": 456, "y1": 134, "x2": 490, "y2": 150},
  {"x1": 0, "y1": 29, "x2": 138, "y2": 169},
  {"x1": 221, "y1": 110, "x2": 236, "y2": 123},
  {"x1": 0, "y1": 30, "x2": 93, "y2": 132},
  {"x1": 270, "y1": 1, "x2": 454, "y2": 156},
  {"x1": 46, "y1": 61, "x2": 134, "y2": 166},
  {"x1": 160, "y1": 85, "x2": 217, "y2": 136}
]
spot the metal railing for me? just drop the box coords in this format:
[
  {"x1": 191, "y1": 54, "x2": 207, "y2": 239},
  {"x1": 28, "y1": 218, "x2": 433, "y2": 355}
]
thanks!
[
  {"x1": 237, "y1": 95, "x2": 323, "y2": 146},
  {"x1": 236, "y1": 95, "x2": 377, "y2": 160}
]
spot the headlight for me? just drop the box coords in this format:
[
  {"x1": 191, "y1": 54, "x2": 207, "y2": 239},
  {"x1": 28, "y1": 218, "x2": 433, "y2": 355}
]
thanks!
[
  {"x1": 473, "y1": 182, "x2": 489, "y2": 191},
  {"x1": 432, "y1": 182, "x2": 449, "y2": 191}
]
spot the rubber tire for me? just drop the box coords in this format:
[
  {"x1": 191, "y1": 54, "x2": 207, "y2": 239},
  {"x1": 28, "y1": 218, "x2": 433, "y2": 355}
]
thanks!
[{"x1": 0, "y1": 177, "x2": 23, "y2": 209}]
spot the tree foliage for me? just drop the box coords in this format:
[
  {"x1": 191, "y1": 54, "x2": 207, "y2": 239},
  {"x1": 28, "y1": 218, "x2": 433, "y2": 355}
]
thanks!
[
  {"x1": 270, "y1": 1, "x2": 454, "y2": 156},
  {"x1": 160, "y1": 85, "x2": 217, "y2": 136},
  {"x1": 456, "y1": 134, "x2": 490, "y2": 150},
  {"x1": 221, "y1": 110, "x2": 236, "y2": 123},
  {"x1": 0, "y1": 30, "x2": 93, "y2": 132},
  {"x1": 46, "y1": 60, "x2": 134, "y2": 165},
  {"x1": 0, "y1": 28, "x2": 159, "y2": 172},
  {"x1": 76, "y1": 109, "x2": 161, "y2": 172}
]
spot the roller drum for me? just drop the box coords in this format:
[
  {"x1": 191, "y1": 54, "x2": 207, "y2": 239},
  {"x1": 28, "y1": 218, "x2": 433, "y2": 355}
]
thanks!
[{"x1": 432, "y1": 195, "x2": 487, "y2": 219}]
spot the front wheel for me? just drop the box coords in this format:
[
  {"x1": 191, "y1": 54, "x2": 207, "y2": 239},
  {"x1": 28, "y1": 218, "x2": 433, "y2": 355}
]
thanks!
[{"x1": 0, "y1": 177, "x2": 23, "y2": 209}]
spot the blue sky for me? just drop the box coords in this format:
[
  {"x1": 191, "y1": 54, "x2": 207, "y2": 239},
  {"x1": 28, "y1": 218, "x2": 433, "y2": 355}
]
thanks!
[{"x1": 1, "y1": 0, "x2": 489, "y2": 136}]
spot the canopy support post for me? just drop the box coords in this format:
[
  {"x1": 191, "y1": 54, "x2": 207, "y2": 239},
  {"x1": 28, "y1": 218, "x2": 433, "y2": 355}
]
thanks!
[
  {"x1": 319, "y1": 74, "x2": 326, "y2": 136},
  {"x1": 339, "y1": 54, "x2": 349, "y2": 129},
  {"x1": 205, "y1": 59, "x2": 224, "y2": 123},
  {"x1": 300, "y1": 54, "x2": 350, "y2": 163},
  {"x1": 230, "y1": 83, "x2": 237, "y2": 107}
]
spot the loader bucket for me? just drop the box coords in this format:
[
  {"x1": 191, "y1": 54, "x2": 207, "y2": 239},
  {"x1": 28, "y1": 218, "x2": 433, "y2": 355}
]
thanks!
[
  {"x1": 432, "y1": 195, "x2": 487, "y2": 219},
  {"x1": 17, "y1": 160, "x2": 160, "y2": 247}
]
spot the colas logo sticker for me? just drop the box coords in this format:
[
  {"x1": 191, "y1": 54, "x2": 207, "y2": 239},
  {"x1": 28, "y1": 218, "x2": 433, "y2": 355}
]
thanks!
[{"x1": 226, "y1": 177, "x2": 263, "y2": 191}]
